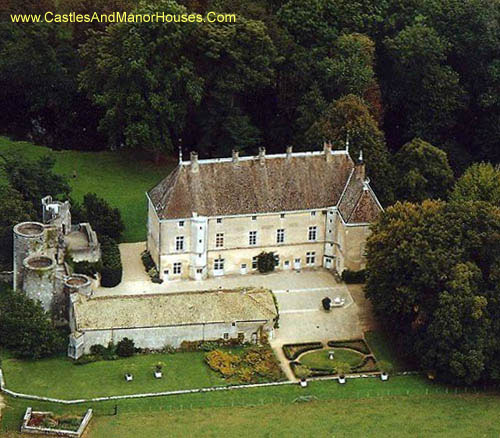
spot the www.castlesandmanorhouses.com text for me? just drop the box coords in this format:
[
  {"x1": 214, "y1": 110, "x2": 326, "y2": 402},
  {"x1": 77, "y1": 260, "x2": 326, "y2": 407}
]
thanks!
[{"x1": 10, "y1": 11, "x2": 236, "y2": 24}]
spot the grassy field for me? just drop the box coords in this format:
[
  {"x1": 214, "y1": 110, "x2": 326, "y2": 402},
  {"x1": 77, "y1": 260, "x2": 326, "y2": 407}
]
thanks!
[
  {"x1": 0, "y1": 136, "x2": 174, "y2": 242},
  {"x1": 300, "y1": 348, "x2": 364, "y2": 370},
  {"x1": 0, "y1": 349, "x2": 231, "y2": 399},
  {"x1": 1, "y1": 377, "x2": 499, "y2": 437},
  {"x1": 88, "y1": 394, "x2": 500, "y2": 438}
]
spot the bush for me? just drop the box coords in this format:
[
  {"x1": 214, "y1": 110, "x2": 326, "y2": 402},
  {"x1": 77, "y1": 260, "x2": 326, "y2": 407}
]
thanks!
[
  {"x1": 341, "y1": 269, "x2": 367, "y2": 283},
  {"x1": 100, "y1": 236, "x2": 122, "y2": 287},
  {"x1": 257, "y1": 251, "x2": 276, "y2": 273},
  {"x1": 0, "y1": 284, "x2": 65, "y2": 359},
  {"x1": 116, "y1": 337, "x2": 135, "y2": 357},
  {"x1": 282, "y1": 342, "x2": 323, "y2": 361},
  {"x1": 71, "y1": 260, "x2": 100, "y2": 277},
  {"x1": 205, "y1": 349, "x2": 241, "y2": 377},
  {"x1": 73, "y1": 355, "x2": 98, "y2": 365},
  {"x1": 90, "y1": 344, "x2": 107, "y2": 356}
]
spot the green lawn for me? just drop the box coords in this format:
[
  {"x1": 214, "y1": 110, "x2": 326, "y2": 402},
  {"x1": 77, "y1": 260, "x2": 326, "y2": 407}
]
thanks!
[
  {"x1": 88, "y1": 394, "x2": 500, "y2": 438},
  {"x1": 0, "y1": 136, "x2": 174, "y2": 242},
  {"x1": 300, "y1": 348, "x2": 364, "y2": 370},
  {"x1": 365, "y1": 330, "x2": 414, "y2": 372},
  {"x1": 0, "y1": 350, "x2": 230, "y2": 399}
]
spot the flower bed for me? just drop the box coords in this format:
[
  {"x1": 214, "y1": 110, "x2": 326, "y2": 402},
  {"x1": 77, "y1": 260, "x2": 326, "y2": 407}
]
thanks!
[
  {"x1": 21, "y1": 407, "x2": 92, "y2": 437},
  {"x1": 282, "y1": 342, "x2": 323, "y2": 361}
]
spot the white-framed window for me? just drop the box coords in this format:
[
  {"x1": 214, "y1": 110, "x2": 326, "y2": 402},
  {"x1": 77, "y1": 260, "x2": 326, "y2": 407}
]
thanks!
[
  {"x1": 252, "y1": 215, "x2": 257, "y2": 221},
  {"x1": 214, "y1": 258, "x2": 225, "y2": 270},
  {"x1": 274, "y1": 254, "x2": 280, "y2": 267},
  {"x1": 308, "y1": 226, "x2": 317, "y2": 241},
  {"x1": 249, "y1": 231, "x2": 257, "y2": 246},
  {"x1": 215, "y1": 233, "x2": 224, "y2": 248},
  {"x1": 311, "y1": 211, "x2": 316, "y2": 217},
  {"x1": 216, "y1": 218, "x2": 222, "y2": 224},
  {"x1": 173, "y1": 262, "x2": 182, "y2": 275},
  {"x1": 178, "y1": 220, "x2": 185, "y2": 227},
  {"x1": 175, "y1": 236, "x2": 184, "y2": 251},
  {"x1": 284, "y1": 260, "x2": 290, "y2": 268},
  {"x1": 223, "y1": 332, "x2": 229, "y2": 340},
  {"x1": 276, "y1": 228, "x2": 285, "y2": 244},
  {"x1": 306, "y1": 251, "x2": 316, "y2": 266},
  {"x1": 252, "y1": 256, "x2": 258, "y2": 270}
]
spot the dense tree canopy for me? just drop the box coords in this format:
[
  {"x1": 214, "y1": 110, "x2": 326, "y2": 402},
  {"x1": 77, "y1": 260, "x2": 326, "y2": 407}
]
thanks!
[
  {"x1": 394, "y1": 138, "x2": 454, "y2": 202},
  {"x1": 365, "y1": 200, "x2": 500, "y2": 384},
  {"x1": 451, "y1": 163, "x2": 500, "y2": 206}
]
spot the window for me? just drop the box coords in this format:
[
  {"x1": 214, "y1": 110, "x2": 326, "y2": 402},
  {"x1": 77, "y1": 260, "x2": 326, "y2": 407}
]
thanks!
[
  {"x1": 196, "y1": 268, "x2": 203, "y2": 274},
  {"x1": 274, "y1": 255, "x2": 280, "y2": 267},
  {"x1": 306, "y1": 251, "x2": 316, "y2": 266},
  {"x1": 232, "y1": 322, "x2": 236, "y2": 327},
  {"x1": 216, "y1": 218, "x2": 222, "y2": 224},
  {"x1": 215, "y1": 233, "x2": 224, "y2": 248},
  {"x1": 223, "y1": 332, "x2": 229, "y2": 340},
  {"x1": 276, "y1": 228, "x2": 285, "y2": 244},
  {"x1": 214, "y1": 258, "x2": 224, "y2": 270},
  {"x1": 284, "y1": 260, "x2": 290, "y2": 268},
  {"x1": 173, "y1": 262, "x2": 182, "y2": 274},
  {"x1": 280, "y1": 213, "x2": 285, "y2": 218},
  {"x1": 178, "y1": 220, "x2": 184, "y2": 227},
  {"x1": 252, "y1": 215, "x2": 257, "y2": 221},
  {"x1": 311, "y1": 211, "x2": 316, "y2": 217},
  {"x1": 175, "y1": 236, "x2": 184, "y2": 251},
  {"x1": 252, "y1": 256, "x2": 258, "y2": 270},
  {"x1": 308, "y1": 226, "x2": 317, "y2": 241},
  {"x1": 249, "y1": 231, "x2": 257, "y2": 246}
]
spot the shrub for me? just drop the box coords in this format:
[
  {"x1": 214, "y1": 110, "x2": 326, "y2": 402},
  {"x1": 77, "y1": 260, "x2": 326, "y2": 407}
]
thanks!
[
  {"x1": 73, "y1": 355, "x2": 98, "y2": 365},
  {"x1": 0, "y1": 284, "x2": 65, "y2": 359},
  {"x1": 341, "y1": 269, "x2": 367, "y2": 283},
  {"x1": 257, "y1": 251, "x2": 276, "y2": 273},
  {"x1": 291, "y1": 363, "x2": 311, "y2": 379},
  {"x1": 72, "y1": 261, "x2": 100, "y2": 277},
  {"x1": 116, "y1": 337, "x2": 135, "y2": 357},
  {"x1": 100, "y1": 236, "x2": 122, "y2": 287},
  {"x1": 205, "y1": 349, "x2": 241, "y2": 377},
  {"x1": 90, "y1": 344, "x2": 107, "y2": 356},
  {"x1": 282, "y1": 342, "x2": 323, "y2": 361},
  {"x1": 333, "y1": 361, "x2": 351, "y2": 376},
  {"x1": 378, "y1": 360, "x2": 394, "y2": 374}
]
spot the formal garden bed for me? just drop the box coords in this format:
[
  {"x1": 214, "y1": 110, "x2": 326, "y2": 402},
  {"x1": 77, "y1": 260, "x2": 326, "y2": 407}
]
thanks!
[
  {"x1": 21, "y1": 407, "x2": 92, "y2": 437},
  {"x1": 284, "y1": 338, "x2": 385, "y2": 379}
]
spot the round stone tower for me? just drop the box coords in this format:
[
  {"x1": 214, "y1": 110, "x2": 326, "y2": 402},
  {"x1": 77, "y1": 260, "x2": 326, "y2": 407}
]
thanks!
[
  {"x1": 64, "y1": 274, "x2": 92, "y2": 297},
  {"x1": 13, "y1": 222, "x2": 46, "y2": 291},
  {"x1": 22, "y1": 255, "x2": 56, "y2": 312}
]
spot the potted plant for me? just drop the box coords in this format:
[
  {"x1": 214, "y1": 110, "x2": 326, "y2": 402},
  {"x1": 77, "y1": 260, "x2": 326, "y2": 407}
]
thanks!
[
  {"x1": 154, "y1": 361, "x2": 164, "y2": 379},
  {"x1": 322, "y1": 297, "x2": 332, "y2": 311},
  {"x1": 300, "y1": 377, "x2": 308, "y2": 388},
  {"x1": 334, "y1": 361, "x2": 350, "y2": 384},
  {"x1": 378, "y1": 361, "x2": 394, "y2": 381},
  {"x1": 124, "y1": 364, "x2": 136, "y2": 382}
]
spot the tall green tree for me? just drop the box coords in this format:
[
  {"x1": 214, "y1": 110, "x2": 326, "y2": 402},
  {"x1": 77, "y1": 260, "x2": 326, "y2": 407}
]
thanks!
[
  {"x1": 451, "y1": 163, "x2": 500, "y2": 206},
  {"x1": 394, "y1": 138, "x2": 454, "y2": 202},
  {"x1": 365, "y1": 200, "x2": 500, "y2": 384},
  {"x1": 308, "y1": 94, "x2": 394, "y2": 204},
  {"x1": 79, "y1": 0, "x2": 205, "y2": 161}
]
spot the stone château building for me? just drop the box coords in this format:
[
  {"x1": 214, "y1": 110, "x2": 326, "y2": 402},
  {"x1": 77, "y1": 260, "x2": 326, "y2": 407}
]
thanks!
[{"x1": 147, "y1": 143, "x2": 382, "y2": 282}]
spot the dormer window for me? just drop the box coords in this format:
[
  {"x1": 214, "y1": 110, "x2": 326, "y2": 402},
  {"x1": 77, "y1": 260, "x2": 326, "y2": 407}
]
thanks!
[{"x1": 216, "y1": 218, "x2": 222, "y2": 224}]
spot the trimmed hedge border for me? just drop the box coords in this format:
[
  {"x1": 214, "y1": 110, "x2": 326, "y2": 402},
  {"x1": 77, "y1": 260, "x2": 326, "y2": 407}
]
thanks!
[
  {"x1": 282, "y1": 342, "x2": 323, "y2": 361},
  {"x1": 327, "y1": 340, "x2": 371, "y2": 355}
]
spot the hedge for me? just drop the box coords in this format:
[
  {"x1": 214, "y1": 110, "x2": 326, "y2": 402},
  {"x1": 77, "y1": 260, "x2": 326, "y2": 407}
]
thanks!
[
  {"x1": 100, "y1": 236, "x2": 122, "y2": 287},
  {"x1": 282, "y1": 342, "x2": 323, "y2": 361},
  {"x1": 327, "y1": 339, "x2": 371, "y2": 355},
  {"x1": 341, "y1": 269, "x2": 367, "y2": 283}
]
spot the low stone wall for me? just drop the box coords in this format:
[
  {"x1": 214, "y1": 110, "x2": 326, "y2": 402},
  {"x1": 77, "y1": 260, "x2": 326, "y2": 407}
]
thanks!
[{"x1": 20, "y1": 407, "x2": 93, "y2": 437}]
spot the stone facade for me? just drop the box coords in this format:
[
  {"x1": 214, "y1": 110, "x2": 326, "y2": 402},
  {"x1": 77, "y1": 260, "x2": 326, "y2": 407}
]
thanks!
[
  {"x1": 12, "y1": 197, "x2": 100, "y2": 318},
  {"x1": 147, "y1": 145, "x2": 382, "y2": 281}
]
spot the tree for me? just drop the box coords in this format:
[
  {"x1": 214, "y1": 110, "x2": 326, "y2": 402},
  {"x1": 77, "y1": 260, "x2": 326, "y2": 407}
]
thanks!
[
  {"x1": 74, "y1": 193, "x2": 124, "y2": 241},
  {"x1": 0, "y1": 283, "x2": 65, "y2": 359},
  {"x1": 1, "y1": 155, "x2": 70, "y2": 217},
  {"x1": 308, "y1": 94, "x2": 394, "y2": 204},
  {"x1": 365, "y1": 200, "x2": 500, "y2": 384},
  {"x1": 0, "y1": 185, "x2": 35, "y2": 270},
  {"x1": 257, "y1": 252, "x2": 276, "y2": 273},
  {"x1": 79, "y1": 0, "x2": 204, "y2": 161},
  {"x1": 451, "y1": 163, "x2": 500, "y2": 206},
  {"x1": 394, "y1": 138, "x2": 454, "y2": 202},
  {"x1": 382, "y1": 23, "x2": 465, "y2": 147}
]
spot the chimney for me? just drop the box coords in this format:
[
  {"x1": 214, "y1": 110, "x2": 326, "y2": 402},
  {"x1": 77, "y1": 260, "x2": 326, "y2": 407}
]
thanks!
[
  {"x1": 286, "y1": 146, "x2": 293, "y2": 158},
  {"x1": 323, "y1": 141, "x2": 332, "y2": 162},
  {"x1": 190, "y1": 151, "x2": 199, "y2": 173},
  {"x1": 258, "y1": 147, "x2": 266, "y2": 165},
  {"x1": 232, "y1": 149, "x2": 239, "y2": 165},
  {"x1": 355, "y1": 150, "x2": 365, "y2": 181}
]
